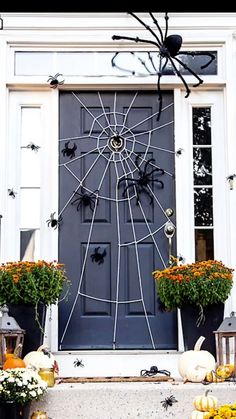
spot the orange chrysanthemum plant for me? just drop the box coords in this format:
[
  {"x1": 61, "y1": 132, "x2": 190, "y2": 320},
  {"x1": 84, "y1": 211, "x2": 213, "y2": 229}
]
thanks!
[
  {"x1": 0, "y1": 260, "x2": 70, "y2": 329},
  {"x1": 152, "y1": 259, "x2": 234, "y2": 312}
]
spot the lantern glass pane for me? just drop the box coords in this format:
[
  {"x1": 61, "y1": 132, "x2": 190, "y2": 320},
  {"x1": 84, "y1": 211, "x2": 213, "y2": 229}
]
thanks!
[{"x1": 5, "y1": 335, "x2": 17, "y2": 354}]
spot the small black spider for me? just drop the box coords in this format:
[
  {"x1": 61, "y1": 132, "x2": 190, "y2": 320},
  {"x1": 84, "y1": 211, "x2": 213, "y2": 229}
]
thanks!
[
  {"x1": 161, "y1": 395, "x2": 178, "y2": 410},
  {"x1": 112, "y1": 12, "x2": 215, "y2": 120},
  {"x1": 91, "y1": 247, "x2": 107, "y2": 265},
  {"x1": 118, "y1": 154, "x2": 164, "y2": 205},
  {"x1": 46, "y1": 212, "x2": 62, "y2": 229},
  {"x1": 61, "y1": 141, "x2": 77, "y2": 159},
  {"x1": 175, "y1": 148, "x2": 184, "y2": 157},
  {"x1": 8, "y1": 188, "x2": 17, "y2": 198},
  {"x1": 73, "y1": 358, "x2": 84, "y2": 368},
  {"x1": 71, "y1": 188, "x2": 99, "y2": 212},
  {"x1": 47, "y1": 73, "x2": 65, "y2": 88},
  {"x1": 23, "y1": 142, "x2": 40, "y2": 152}
]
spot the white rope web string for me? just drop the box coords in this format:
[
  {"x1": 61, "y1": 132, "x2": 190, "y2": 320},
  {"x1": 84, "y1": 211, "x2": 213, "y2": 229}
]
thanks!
[{"x1": 59, "y1": 91, "x2": 176, "y2": 348}]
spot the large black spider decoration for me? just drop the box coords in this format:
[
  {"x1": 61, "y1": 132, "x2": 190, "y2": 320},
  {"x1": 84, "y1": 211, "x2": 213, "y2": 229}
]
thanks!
[
  {"x1": 140, "y1": 365, "x2": 170, "y2": 377},
  {"x1": 61, "y1": 141, "x2": 77, "y2": 159},
  {"x1": 112, "y1": 12, "x2": 215, "y2": 120},
  {"x1": 118, "y1": 154, "x2": 164, "y2": 205},
  {"x1": 91, "y1": 246, "x2": 107, "y2": 265},
  {"x1": 47, "y1": 73, "x2": 65, "y2": 89},
  {"x1": 73, "y1": 358, "x2": 84, "y2": 368},
  {"x1": 71, "y1": 188, "x2": 99, "y2": 212},
  {"x1": 46, "y1": 212, "x2": 63, "y2": 230},
  {"x1": 161, "y1": 395, "x2": 178, "y2": 410}
]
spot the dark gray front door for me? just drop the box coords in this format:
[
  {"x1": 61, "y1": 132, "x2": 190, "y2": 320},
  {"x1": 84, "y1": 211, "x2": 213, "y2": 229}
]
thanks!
[{"x1": 58, "y1": 91, "x2": 177, "y2": 350}]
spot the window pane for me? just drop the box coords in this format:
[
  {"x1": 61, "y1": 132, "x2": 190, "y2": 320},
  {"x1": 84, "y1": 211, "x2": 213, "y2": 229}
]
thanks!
[
  {"x1": 20, "y1": 189, "x2": 40, "y2": 229},
  {"x1": 195, "y1": 229, "x2": 214, "y2": 261},
  {"x1": 194, "y1": 187, "x2": 213, "y2": 226},
  {"x1": 180, "y1": 51, "x2": 217, "y2": 75},
  {"x1": 193, "y1": 147, "x2": 212, "y2": 185},
  {"x1": 15, "y1": 52, "x2": 53, "y2": 75},
  {"x1": 192, "y1": 107, "x2": 211, "y2": 145},
  {"x1": 21, "y1": 149, "x2": 40, "y2": 187},
  {"x1": 14, "y1": 51, "x2": 218, "y2": 77}
]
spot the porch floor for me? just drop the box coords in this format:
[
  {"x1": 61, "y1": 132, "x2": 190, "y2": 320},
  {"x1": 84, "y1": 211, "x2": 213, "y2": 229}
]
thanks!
[{"x1": 30, "y1": 381, "x2": 236, "y2": 419}]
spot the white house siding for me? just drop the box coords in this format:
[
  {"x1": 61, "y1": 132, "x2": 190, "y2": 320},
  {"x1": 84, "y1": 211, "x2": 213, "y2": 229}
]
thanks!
[{"x1": 0, "y1": 12, "x2": 236, "y2": 376}]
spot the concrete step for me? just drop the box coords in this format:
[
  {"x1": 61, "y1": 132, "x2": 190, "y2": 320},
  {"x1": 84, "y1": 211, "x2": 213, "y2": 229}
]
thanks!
[{"x1": 30, "y1": 381, "x2": 236, "y2": 419}]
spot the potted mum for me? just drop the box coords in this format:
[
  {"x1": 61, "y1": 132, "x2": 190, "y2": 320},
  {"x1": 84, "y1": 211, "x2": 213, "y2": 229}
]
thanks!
[
  {"x1": 205, "y1": 403, "x2": 236, "y2": 418},
  {"x1": 0, "y1": 260, "x2": 71, "y2": 355},
  {"x1": 152, "y1": 259, "x2": 234, "y2": 356},
  {"x1": 0, "y1": 367, "x2": 47, "y2": 419}
]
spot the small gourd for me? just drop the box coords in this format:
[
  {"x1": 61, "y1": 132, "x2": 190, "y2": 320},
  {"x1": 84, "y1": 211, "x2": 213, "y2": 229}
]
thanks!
[
  {"x1": 205, "y1": 370, "x2": 224, "y2": 383},
  {"x1": 193, "y1": 389, "x2": 218, "y2": 412},
  {"x1": 178, "y1": 336, "x2": 216, "y2": 382},
  {"x1": 3, "y1": 344, "x2": 26, "y2": 369},
  {"x1": 190, "y1": 411, "x2": 210, "y2": 419},
  {"x1": 23, "y1": 345, "x2": 57, "y2": 371},
  {"x1": 215, "y1": 363, "x2": 234, "y2": 379}
]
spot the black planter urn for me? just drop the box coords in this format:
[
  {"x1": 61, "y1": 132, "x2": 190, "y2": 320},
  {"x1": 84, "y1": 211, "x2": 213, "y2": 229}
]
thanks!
[
  {"x1": 7, "y1": 303, "x2": 47, "y2": 357},
  {"x1": 0, "y1": 401, "x2": 31, "y2": 419},
  {"x1": 180, "y1": 303, "x2": 225, "y2": 358}
]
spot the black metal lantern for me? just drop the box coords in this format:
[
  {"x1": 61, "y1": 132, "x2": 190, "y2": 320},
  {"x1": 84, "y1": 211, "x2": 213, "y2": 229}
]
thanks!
[
  {"x1": 0, "y1": 305, "x2": 25, "y2": 367},
  {"x1": 214, "y1": 311, "x2": 236, "y2": 378}
]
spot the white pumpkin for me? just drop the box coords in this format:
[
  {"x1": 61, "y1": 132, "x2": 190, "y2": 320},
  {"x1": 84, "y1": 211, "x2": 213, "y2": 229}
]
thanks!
[
  {"x1": 193, "y1": 389, "x2": 218, "y2": 412},
  {"x1": 178, "y1": 336, "x2": 216, "y2": 382},
  {"x1": 23, "y1": 345, "x2": 58, "y2": 372},
  {"x1": 190, "y1": 410, "x2": 209, "y2": 419}
]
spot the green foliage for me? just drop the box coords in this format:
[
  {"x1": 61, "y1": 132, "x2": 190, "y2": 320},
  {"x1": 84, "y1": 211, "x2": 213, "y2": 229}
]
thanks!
[
  {"x1": 0, "y1": 260, "x2": 71, "y2": 307},
  {"x1": 152, "y1": 260, "x2": 234, "y2": 311}
]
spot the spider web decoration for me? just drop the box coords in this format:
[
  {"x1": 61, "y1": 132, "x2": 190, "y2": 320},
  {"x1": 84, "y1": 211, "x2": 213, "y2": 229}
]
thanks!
[
  {"x1": 58, "y1": 91, "x2": 178, "y2": 349},
  {"x1": 112, "y1": 12, "x2": 215, "y2": 121}
]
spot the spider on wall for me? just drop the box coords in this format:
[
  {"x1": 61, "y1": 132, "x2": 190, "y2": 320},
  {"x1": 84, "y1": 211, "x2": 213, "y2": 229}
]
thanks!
[
  {"x1": 47, "y1": 73, "x2": 65, "y2": 89},
  {"x1": 112, "y1": 12, "x2": 215, "y2": 120},
  {"x1": 46, "y1": 212, "x2": 62, "y2": 229}
]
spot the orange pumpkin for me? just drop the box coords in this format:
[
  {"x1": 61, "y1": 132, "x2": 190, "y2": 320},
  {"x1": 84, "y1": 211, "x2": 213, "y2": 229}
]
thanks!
[{"x1": 3, "y1": 344, "x2": 26, "y2": 370}]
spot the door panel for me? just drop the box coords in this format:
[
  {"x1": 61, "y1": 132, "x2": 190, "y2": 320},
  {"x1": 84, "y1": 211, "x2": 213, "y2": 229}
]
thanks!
[{"x1": 58, "y1": 91, "x2": 177, "y2": 350}]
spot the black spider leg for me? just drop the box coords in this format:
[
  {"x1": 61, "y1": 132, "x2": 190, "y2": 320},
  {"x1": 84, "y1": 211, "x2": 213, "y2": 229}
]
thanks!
[
  {"x1": 135, "y1": 54, "x2": 155, "y2": 74},
  {"x1": 147, "y1": 52, "x2": 158, "y2": 73},
  {"x1": 145, "y1": 161, "x2": 165, "y2": 188},
  {"x1": 164, "y1": 12, "x2": 169, "y2": 40},
  {"x1": 120, "y1": 179, "x2": 138, "y2": 198},
  {"x1": 157, "y1": 57, "x2": 168, "y2": 121},
  {"x1": 168, "y1": 56, "x2": 191, "y2": 97},
  {"x1": 111, "y1": 52, "x2": 135, "y2": 75},
  {"x1": 129, "y1": 12, "x2": 162, "y2": 47},
  {"x1": 119, "y1": 154, "x2": 152, "y2": 204},
  {"x1": 177, "y1": 51, "x2": 215, "y2": 69},
  {"x1": 144, "y1": 157, "x2": 164, "y2": 177},
  {"x1": 137, "y1": 184, "x2": 154, "y2": 205},
  {"x1": 174, "y1": 55, "x2": 203, "y2": 87},
  {"x1": 149, "y1": 12, "x2": 164, "y2": 43},
  {"x1": 73, "y1": 199, "x2": 83, "y2": 212},
  {"x1": 112, "y1": 34, "x2": 158, "y2": 48},
  {"x1": 133, "y1": 155, "x2": 156, "y2": 204}
]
